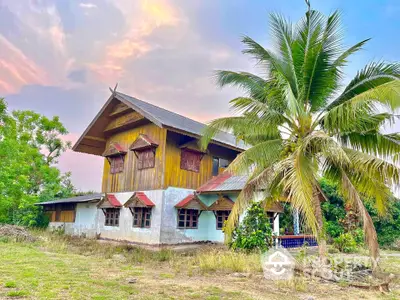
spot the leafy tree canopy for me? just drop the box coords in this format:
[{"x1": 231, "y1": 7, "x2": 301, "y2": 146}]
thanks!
[{"x1": 0, "y1": 99, "x2": 74, "y2": 226}]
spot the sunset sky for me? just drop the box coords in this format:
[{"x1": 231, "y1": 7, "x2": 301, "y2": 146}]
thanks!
[{"x1": 2, "y1": 0, "x2": 400, "y2": 191}]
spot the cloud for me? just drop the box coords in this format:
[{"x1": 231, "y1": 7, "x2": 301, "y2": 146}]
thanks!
[
  {"x1": 0, "y1": 0, "x2": 250, "y2": 190},
  {"x1": 79, "y1": 3, "x2": 97, "y2": 9}
]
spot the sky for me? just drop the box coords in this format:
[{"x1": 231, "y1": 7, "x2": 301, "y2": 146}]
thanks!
[{"x1": 1, "y1": 0, "x2": 400, "y2": 192}]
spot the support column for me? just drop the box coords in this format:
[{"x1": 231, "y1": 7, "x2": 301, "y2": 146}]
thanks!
[
  {"x1": 293, "y1": 208, "x2": 300, "y2": 235},
  {"x1": 273, "y1": 213, "x2": 280, "y2": 235}
]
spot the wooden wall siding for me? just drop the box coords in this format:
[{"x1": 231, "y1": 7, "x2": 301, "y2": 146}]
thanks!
[
  {"x1": 102, "y1": 123, "x2": 167, "y2": 193},
  {"x1": 47, "y1": 211, "x2": 75, "y2": 223},
  {"x1": 104, "y1": 111, "x2": 145, "y2": 134},
  {"x1": 164, "y1": 138, "x2": 213, "y2": 189}
]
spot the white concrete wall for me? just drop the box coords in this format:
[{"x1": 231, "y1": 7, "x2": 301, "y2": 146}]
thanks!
[
  {"x1": 97, "y1": 190, "x2": 164, "y2": 244},
  {"x1": 48, "y1": 203, "x2": 98, "y2": 238},
  {"x1": 159, "y1": 187, "x2": 196, "y2": 244}
]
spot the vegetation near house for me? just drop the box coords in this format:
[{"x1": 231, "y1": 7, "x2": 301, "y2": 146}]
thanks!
[
  {"x1": 230, "y1": 202, "x2": 273, "y2": 252},
  {"x1": 0, "y1": 99, "x2": 75, "y2": 226},
  {"x1": 201, "y1": 2, "x2": 400, "y2": 269}
]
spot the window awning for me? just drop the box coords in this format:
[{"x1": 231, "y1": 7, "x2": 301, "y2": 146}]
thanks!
[
  {"x1": 207, "y1": 196, "x2": 234, "y2": 211},
  {"x1": 130, "y1": 134, "x2": 158, "y2": 151},
  {"x1": 124, "y1": 192, "x2": 155, "y2": 208},
  {"x1": 102, "y1": 142, "x2": 127, "y2": 157},
  {"x1": 265, "y1": 202, "x2": 284, "y2": 213},
  {"x1": 175, "y1": 194, "x2": 207, "y2": 210},
  {"x1": 97, "y1": 194, "x2": 122, "y2": 208}
]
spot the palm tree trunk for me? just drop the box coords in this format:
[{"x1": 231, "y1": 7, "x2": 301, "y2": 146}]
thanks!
[{"x1": 312, "y1": 196, "x2": 327, "y2": 261}]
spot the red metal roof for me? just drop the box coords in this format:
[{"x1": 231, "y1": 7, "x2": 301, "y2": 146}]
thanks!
[
  {"x1": 175, "y1": 194, "x2": 195, "y2": 208},
  {"x1": 197, "y1": 173, "x2": 232, "y2": 192},
  {"x1": 106, "y1": 194, "x2": 122, "y2": 207},
  {"x1": 135, "y1": 192, "x2": 155, "y2": 207}
]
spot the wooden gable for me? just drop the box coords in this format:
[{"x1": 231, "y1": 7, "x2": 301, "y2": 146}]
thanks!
[
  {"x1": 102, "y1": 142, "x2": 127, "y2": 157},
  {"x1": 124, "y1": 192, "x2": 155, "y2": 208},
  {"x1": 208, "y1": 195, "x2": 234, "y2": 211},
  {"x1": 130, "y1": 134, "x2": 159, "y2": 151},
  {"x1": 97, "y1": 194, "x2": 122, "y2": 208},
  {"x1": 175, "y1": 194, "x2": 207, "y2": 210}
]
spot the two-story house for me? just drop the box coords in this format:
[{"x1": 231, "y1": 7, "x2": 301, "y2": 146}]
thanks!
[{"x1": 38, "y1": 91, "x2": 282, "y2": 245}]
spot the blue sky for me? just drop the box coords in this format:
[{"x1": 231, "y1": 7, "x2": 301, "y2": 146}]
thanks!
[{"x1": 1, "y1": 0, "x2": 399, "y2": 191}]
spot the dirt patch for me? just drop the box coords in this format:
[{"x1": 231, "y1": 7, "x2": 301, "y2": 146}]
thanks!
[{"x1": 0, "y1": 225, "x2": 36, "y2": 242}]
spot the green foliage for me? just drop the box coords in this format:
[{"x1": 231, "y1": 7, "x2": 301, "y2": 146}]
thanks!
[
  {"x1": 230, "y1": 202, "x2": 272, "y2": 252},
  {"x1": 364, "y1": 199, "x2": 400, "y2": 246},
  {"x1": 201, "y1": 2, "x2": 400, "y2": 263},
  {"x1": 333, "y1": 232, "x2": 358, "y2": 253},
  {"x1": 0, "y1": 98, "x2": 74, "y2": 227}
]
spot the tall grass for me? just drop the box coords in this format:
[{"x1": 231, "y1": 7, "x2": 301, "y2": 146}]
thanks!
[{"x1": 26, "y1": 230, "x2": 264, "y2": 275}]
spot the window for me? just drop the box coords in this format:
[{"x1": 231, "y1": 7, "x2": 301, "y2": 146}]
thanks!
[
  {"x1": 110, "y1": 156, "x2": 124, "y2": 174},
  {"x1": 104, "y1": 208, "x2": 120, "y2": 226},
  {"x1": 180, "y1": 149, "x2": 202, "y2": 172},
  {"x1": 216, "y1": 210, "x2": 230, "y2": 230},
  {"x1": 212, "y1": 157, "x2": 219, "y2": 176},
  {"x1": 177, "y1": 209, "x2": 199, "y2": 229},
  {"x1": 132, "y1": 207, "x2": 152, "y2": 228},
  {"x1": 137, "y1": 149, "x2": 155, "y2": 170}
]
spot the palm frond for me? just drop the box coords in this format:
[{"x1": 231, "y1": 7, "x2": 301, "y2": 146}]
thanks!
[
  {"x1": 227, "y1": 139, "x2": 283, "y2": 175},
  {"x1": 340, "y1": 170, "x2": 379, "y2": 264},
  {"x1": 327, "y1": 62, "x2": 400, "y2": 110}
]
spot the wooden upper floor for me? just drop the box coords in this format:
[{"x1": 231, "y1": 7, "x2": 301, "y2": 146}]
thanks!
[{"x1": 73, "y1": 92, "x2": 246, "y2": 193}]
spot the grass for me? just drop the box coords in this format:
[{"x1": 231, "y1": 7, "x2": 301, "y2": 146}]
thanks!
[{"x1": 0, "y1": 230, "x2": 399, "y2": 299}]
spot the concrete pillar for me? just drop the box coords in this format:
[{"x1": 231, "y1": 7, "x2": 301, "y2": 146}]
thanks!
[
  {"x1": 293, "y1": 208, "x2": 300, "y2": 235},
  {"x1": 273, "y1": 213, "x2": 280, "y2": 235}
]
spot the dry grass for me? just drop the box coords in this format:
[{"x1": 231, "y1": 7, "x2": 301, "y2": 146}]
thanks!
[{"x1": 1, "y1": 230, "x2": 400, "y2": 299}]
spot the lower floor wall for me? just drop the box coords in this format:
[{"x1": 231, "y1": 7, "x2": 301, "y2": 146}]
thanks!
[{"x1": 47, "y1": 187, "x2": 280, "y2": 245}]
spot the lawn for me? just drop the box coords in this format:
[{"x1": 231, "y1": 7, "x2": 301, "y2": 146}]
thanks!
[{"x1": 0, "y1": 232, "x2": 399, "y2": 299}]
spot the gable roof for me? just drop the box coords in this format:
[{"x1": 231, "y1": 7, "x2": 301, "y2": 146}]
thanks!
[
  {"x1": 197, "y1": 173, "x2": 248, "y2": 193},
  {"x1": 115, "y1": 92, "x2": 247, "y2": 151},
  {"x1": 124, "y1": 192, "x2": 155, "y2": 207},
  {"x1": 73, "y1": 91, "x2": 247, "y2": 155},
  {"x1": 175, "y1": 194, "x2": 207, "y2": 210}
]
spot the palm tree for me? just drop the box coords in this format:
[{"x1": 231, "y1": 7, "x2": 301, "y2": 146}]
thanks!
[{"x1": 201, "y1": 3, "x2": 400, "y2": 269}]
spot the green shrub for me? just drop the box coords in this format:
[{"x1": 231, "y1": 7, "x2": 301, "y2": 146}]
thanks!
[
  {"x1": 230, "y1": 202, "x2": 272, "y2": 252},
  {"x1": 333, "y1": 233, "x2": 357, "y2": 253}
]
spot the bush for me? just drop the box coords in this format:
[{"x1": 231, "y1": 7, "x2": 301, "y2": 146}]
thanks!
[
  {"x1": 333, "y1": 233, "x2": 358, "y2": 253},
  {"x1": 230, "y1": 202, "x2": 272, "y2": 252}
]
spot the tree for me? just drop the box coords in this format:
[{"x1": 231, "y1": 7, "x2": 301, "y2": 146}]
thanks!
[
  {"x1": 0, "y1": 98, "x2": 73, "y2": 226},
  {"x1": 201, "y1": 2, "x2": 400, "y2": 269}
]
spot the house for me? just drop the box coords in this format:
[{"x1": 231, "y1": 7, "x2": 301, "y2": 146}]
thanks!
[{"x1": 37, "y1": 91, "x2": 283, "y2": 245}]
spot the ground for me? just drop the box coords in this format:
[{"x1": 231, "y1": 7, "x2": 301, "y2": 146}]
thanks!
[{"x1": 0, "y1": 232, "x2": 399, "y2": 300}]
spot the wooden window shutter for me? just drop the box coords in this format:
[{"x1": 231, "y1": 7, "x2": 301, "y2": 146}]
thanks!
[
  {"x1": 180, "y1": 149, "x2": 202, "y2": 172},
  {"x1": 137, "y1": 149, "x2": 155, "y2": 170},
  {"x1": 110, "y1": 157, "x2": 124, "y2": 174}
]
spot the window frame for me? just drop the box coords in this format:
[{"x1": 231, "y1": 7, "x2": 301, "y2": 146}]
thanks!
[
  {"x1": 132, "y1": 207, "x2": 152, "y2": 228},
  {"x1": 104, "y1": 208, "x2": 120, "y2": 227},
  {"x1": 177, "y1": 209, "x2": 199, "y2": 229},
  {"x1": 215, "y1": 210, "x2": 231, "y2": 230}
]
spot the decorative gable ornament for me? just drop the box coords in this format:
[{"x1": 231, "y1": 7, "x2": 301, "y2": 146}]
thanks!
[
  {"x1": 207, "y1": 195, "x2": 234, "y2": 211},
  {"x1": 175, "y1": 194, "x2": 207, "y2": 210}
]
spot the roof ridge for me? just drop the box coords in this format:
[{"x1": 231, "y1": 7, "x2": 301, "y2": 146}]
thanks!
[{"x1": 116, "y1": 92, "x2": 207, "y2": 127}]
